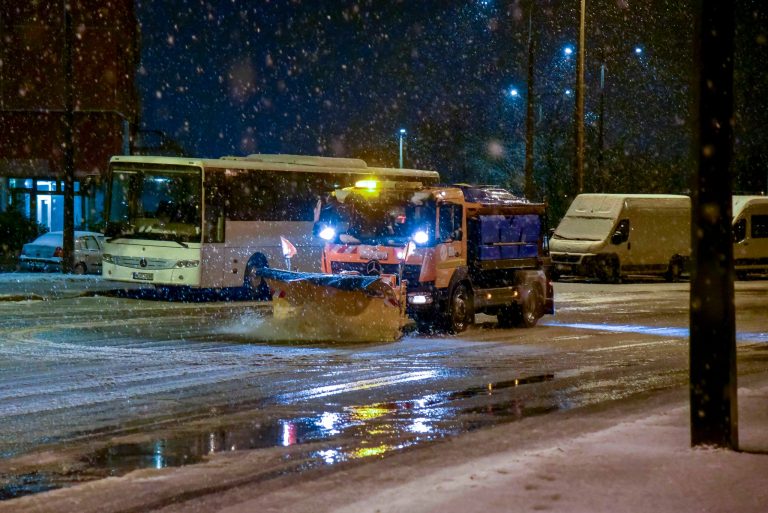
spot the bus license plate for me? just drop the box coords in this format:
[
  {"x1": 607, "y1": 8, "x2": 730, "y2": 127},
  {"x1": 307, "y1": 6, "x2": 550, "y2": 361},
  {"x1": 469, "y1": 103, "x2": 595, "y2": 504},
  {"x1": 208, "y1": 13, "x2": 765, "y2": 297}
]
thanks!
[{"x1": 133, "y1": 272, "x2": 154, "y2": 281}]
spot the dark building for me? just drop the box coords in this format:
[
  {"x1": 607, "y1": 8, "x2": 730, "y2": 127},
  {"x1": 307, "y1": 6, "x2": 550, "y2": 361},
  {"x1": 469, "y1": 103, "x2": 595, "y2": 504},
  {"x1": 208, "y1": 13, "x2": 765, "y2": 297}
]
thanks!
[{"x1": 0, "y1": 0, "x2": 139, "y2": 231}]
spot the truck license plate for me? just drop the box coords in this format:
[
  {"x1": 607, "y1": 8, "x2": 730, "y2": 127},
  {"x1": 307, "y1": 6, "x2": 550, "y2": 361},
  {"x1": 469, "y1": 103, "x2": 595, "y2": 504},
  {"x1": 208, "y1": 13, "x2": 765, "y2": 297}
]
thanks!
[{"x1": 132, "y1": 272, "x2": 154, "y2": 281}]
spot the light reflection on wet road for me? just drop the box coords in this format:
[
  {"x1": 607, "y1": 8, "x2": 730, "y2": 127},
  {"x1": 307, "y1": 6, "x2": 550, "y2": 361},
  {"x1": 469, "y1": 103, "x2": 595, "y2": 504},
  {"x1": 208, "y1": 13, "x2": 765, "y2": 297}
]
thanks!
[{"x1": 1, "y1": 280, "x2": 767, "y2": 501}]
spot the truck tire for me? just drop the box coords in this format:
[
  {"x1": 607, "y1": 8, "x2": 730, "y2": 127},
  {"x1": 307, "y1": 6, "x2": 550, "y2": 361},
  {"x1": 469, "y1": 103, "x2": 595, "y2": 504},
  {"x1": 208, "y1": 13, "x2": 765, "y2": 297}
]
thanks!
[
  {"x1": 446, "y1": 283, "x2": 473, "y2": 333},
  {"x1": 518, "y1": 288, "x2": 541, "y2": 328}
]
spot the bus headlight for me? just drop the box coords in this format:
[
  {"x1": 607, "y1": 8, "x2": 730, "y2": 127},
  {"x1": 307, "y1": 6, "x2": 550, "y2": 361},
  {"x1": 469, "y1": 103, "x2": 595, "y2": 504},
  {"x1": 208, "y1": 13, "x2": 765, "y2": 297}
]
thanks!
[
  {"x1": 175, "y1": 260, "x2": 200, "y2": 268},
  {"x1": 318, "y1": 226, "x2": 336, "y2": 241},
  {"x1": 412, "y1": 230, "x2": 429, "y2": 244}
]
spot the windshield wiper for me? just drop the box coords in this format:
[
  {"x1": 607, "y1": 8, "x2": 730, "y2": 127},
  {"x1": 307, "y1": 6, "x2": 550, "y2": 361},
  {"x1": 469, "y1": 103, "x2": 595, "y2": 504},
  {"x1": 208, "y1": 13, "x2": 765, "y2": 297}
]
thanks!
[
  {"x1": 168, "y1": 236, "x2": 189, "y2": 248},
  {"x1": 107, "y1": 231, "x2": 189, "y2": 247},
  {"x1": 554, "y1": 235, "x2": 600, "y2": 242}
]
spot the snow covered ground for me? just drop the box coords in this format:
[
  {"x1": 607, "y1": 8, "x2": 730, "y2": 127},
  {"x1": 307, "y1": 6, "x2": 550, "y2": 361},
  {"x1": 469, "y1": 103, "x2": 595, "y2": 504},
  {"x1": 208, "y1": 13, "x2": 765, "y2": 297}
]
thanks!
[
  {"x1": 0, "y1": 272, "x2": 148, "y2": 300},
  {"x1": 1, "y1": 272, "x2": 766, "y2": 513},
  {"x1": 4, "y1": 374, "x2": 767, "y2": 513}
]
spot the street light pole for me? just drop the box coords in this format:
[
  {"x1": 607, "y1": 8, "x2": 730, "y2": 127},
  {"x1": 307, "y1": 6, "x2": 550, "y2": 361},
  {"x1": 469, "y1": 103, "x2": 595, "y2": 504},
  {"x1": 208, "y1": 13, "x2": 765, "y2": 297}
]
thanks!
[
  {"x1": 574, "y1": 0, "x2": 586, "y2": 194},
  {"x1": 398, "y1": 128, "x2": 406, "y2": 168},
  {"x1": 690, "y1": 0, "x2": 737, "y2": 450},
  {"x1": 597, "y1": 62, "x2": 606, "y2": 183},
  {"x1": 62, "y1": 5, "x2": 75, "y2": 274},
  {"x1": 524, "y1": 3, "x2": 536, "y2": 200}
]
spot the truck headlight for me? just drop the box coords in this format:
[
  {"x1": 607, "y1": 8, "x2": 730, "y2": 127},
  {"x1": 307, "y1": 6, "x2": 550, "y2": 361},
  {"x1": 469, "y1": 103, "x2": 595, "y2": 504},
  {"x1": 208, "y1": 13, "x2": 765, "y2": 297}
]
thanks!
[
  {"x1": 408, "y1": 293, "x2": 433, "y2": 305},
  {"x1": 102, "y1": 253, "x2": 114, "y2": 263},
  {"x1": 412, "y1": 230, "x2": 429, "y2": 244},
  {"x1": 319, "y1": 226, "x2": 336, "y2": 241}
]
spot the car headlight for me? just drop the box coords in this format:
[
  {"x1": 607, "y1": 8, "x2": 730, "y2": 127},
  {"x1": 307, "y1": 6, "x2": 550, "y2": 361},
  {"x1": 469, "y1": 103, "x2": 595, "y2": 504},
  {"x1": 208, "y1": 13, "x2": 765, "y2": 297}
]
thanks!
[
  {"x1": 175, "y1": 260, "x2": 200, "y2": 268},
  {"x1": 412, "y1": 230, "x2": 429, "y2": 244},
  {"x1": 318, "y1": 226, "x2": 336, "y2": 241}
]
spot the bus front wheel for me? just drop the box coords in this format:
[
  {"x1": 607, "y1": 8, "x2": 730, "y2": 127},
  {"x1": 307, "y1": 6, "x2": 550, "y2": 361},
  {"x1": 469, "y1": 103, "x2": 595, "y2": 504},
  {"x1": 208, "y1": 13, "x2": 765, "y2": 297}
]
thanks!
[{"x1": 244, "y1": 254, "x2": 271, "y2": 300}]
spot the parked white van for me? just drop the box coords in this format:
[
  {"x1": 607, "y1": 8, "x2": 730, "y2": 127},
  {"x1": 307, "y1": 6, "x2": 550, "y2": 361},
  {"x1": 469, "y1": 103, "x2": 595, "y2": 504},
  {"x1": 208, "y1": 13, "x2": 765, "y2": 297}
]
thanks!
[
  {"x1": 550, "y1": 194, "x2": 691, "y2": 282},
  {"x1": 732, "y1": 195, "x2": 768, "y2": 278}
]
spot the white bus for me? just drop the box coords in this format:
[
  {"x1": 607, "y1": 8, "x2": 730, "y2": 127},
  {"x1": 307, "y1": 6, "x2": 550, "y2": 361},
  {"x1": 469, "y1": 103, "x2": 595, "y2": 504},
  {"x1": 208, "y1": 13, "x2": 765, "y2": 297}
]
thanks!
[{"x1": 102, "y1": 154, "x2": 439, "y2": 296}]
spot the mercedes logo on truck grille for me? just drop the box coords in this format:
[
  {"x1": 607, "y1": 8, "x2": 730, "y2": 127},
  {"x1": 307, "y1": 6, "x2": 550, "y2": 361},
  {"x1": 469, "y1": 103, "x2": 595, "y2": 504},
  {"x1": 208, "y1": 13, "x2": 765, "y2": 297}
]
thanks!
[{"x1": 365, "y1": 259, "x2": 382, "y2": 276}]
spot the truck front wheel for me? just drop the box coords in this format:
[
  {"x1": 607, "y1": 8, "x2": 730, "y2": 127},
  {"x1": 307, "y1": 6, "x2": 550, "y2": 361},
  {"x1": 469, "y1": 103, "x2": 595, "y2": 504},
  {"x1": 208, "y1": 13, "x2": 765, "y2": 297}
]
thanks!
[{"x1": 446, "y1": 283, "x2": 473, "y2": 333}]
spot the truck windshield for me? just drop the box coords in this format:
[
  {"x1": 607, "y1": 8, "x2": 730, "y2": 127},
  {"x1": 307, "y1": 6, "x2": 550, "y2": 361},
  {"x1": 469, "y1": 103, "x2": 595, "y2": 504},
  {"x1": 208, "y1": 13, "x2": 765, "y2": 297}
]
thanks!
[
  {"x1": 319, "y1": 191, "x2": 435, "y2": 246},
  {"x1": 106, "y1": 166, "x2": 202, "y2": 244},
  {"x1": 553, "y1": 216, "x2": 615, "y2": 242}
]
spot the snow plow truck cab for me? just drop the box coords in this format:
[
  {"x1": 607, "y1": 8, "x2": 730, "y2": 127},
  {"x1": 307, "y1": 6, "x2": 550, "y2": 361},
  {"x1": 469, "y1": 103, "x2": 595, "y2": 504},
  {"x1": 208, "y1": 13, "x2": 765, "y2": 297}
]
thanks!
[{"x1": 314, "y1": 180, "x2": 554, "y2": 333}]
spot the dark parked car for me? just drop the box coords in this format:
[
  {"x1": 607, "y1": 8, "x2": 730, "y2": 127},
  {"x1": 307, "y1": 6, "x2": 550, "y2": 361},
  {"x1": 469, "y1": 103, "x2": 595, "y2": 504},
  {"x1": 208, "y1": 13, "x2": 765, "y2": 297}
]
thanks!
[{"x1": 19, "y1": 231, "x2": 105, "y2": 274}]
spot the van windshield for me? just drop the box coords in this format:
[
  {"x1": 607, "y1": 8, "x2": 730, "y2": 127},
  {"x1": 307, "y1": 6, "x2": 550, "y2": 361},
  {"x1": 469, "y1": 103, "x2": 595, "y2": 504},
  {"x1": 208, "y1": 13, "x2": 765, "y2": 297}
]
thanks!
[{"x1": 553, "y1": 216, "x2": 615, "y2": 242}]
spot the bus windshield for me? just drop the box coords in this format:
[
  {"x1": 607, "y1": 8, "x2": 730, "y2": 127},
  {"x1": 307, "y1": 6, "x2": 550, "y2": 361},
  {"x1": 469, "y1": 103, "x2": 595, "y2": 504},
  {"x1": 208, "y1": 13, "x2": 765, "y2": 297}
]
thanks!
[{"x1": 106, "y1": 166, "x2": 202, "y2": 245}]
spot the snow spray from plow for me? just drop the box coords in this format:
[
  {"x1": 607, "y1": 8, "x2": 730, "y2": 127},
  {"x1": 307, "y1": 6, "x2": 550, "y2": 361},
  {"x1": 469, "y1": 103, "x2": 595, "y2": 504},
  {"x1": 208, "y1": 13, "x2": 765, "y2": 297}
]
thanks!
[{"x1": 251, "y1": 268, "x2": 408, "y2": 343}]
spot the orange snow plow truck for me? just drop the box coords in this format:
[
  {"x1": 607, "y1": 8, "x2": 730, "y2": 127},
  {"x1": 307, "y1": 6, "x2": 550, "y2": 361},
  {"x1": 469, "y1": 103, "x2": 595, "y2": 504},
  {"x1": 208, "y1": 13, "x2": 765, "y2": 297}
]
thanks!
[{"x1": 314, "y1": 181, "x2": 554, "y2": 333}]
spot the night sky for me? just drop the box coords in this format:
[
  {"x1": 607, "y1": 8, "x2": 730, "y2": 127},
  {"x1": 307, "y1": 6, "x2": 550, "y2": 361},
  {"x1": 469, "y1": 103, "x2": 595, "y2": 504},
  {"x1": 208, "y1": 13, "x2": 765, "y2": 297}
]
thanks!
[
  {"x1": 134, "y1": 0, "x2": 767, "y2": 196},
  {"x1": 136, "y1": 0, "x2": 535, "y2": 163}
]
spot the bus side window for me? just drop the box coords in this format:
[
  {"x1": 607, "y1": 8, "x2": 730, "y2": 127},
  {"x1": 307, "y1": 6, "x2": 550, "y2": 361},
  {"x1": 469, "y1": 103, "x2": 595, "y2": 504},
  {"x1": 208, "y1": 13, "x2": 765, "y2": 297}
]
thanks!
[{"x1": 204, "y1": 171, "x2": 226, "y2": 243}]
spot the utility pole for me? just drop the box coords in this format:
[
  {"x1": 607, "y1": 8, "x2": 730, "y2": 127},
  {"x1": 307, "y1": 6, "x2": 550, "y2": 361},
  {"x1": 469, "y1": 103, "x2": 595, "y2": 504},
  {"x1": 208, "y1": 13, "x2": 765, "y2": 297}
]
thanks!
[
  {"x1": 574, "y1": 0, "x2": 586, "y2": 194},
  {"x1": 62, "y1": 5, "x2": 75, "y2": 274},
  {"x1": 597, "y1": 62, "x2": 606, "y2": 187},
  {"x1": 523, "y1": 3, "x2": 536, "y2": 200},
  {"x1": 690, "y1": 0, "x2": 737, "y2": 449}
]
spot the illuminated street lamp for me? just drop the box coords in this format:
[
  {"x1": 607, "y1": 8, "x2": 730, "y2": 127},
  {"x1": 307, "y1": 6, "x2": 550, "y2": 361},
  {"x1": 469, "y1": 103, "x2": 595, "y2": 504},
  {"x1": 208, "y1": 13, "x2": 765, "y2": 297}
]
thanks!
[
  {"x1": 398, "y1": 128, "x2": 406, "y2": 168},
  {"x1": 574, "y1": 0, "x2": 586, "y2": 194}
]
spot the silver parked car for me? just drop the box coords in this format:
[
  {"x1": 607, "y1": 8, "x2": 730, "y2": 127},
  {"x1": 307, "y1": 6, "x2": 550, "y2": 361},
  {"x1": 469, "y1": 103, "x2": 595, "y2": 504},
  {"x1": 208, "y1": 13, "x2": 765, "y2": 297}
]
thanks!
[{"x1": 19, "y1": 231, "x2": 105, "y2": 274}]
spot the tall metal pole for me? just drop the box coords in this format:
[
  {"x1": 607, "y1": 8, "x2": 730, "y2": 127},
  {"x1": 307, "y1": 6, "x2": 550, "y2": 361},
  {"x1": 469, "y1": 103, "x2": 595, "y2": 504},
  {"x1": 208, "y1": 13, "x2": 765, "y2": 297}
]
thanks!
[
  {"x1": 597, "y1": 62, "x2": 605, "y2": 188},
  {"x1": 398, "y1": 128, "x2": 406, "y2": 168},
  {"x1": 523, "y1": 4, "x2": 536, "y2": 200},
  {"x1": 574, "y1": 0, "x2": 586, "y2": 194},
  {"x1": 690, "y1": 0, "x2": 737, "y2": 449},
  {"x1": 62, "y1": 4, "x2": 75, "y2": 274}
]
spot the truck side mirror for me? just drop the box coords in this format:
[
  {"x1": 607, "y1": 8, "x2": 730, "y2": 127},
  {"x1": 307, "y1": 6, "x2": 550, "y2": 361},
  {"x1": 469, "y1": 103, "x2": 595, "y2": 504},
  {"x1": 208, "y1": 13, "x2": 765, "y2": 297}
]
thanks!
[{"x1": 452, "y1": 228, "x2": 463, "y2": 241}]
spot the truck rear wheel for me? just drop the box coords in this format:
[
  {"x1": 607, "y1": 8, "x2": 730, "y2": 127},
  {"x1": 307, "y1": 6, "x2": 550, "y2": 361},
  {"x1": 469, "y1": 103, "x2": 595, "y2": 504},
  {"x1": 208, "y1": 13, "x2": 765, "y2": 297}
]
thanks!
[
  {"x1": 446, "y1": 283, "x2": 473, "y2": 333},
  {"x1": 518, "y1": 288, "x2": 541, "y2": 328}
]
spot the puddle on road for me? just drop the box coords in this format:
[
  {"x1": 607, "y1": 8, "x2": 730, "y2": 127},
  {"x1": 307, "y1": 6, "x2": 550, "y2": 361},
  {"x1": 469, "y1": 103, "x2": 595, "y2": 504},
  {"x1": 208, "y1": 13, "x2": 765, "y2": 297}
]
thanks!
[{"x1": 1, "y1": 373, "x2": 557, "y2": 501}]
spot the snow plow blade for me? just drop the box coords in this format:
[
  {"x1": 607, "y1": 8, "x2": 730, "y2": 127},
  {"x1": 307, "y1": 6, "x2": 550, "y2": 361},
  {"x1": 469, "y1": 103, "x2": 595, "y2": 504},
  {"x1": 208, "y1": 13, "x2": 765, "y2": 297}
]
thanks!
[{"x1": 253, "y1": 268, "x2": 407, "y2": 343}]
